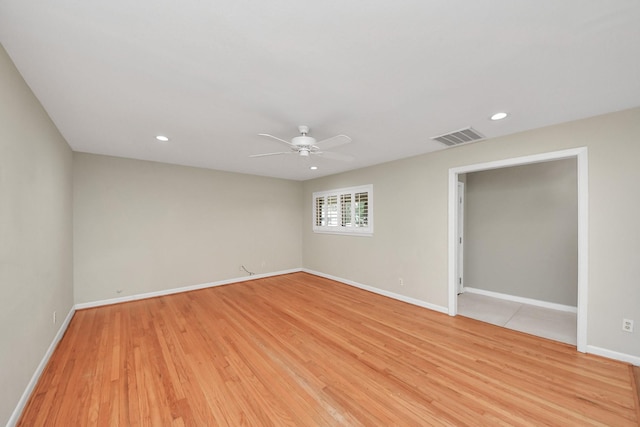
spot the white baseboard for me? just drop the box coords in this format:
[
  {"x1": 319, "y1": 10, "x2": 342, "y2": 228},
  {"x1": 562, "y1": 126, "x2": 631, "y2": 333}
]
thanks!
[
  {"x1": 7, "y1": 306, "x2": 76, "y2": 427},
  {"x1": 75, "y1": 268, "x2": 303, "y2": 310},
  {"x1": 303, "y1": 269, "x2": 448, "y2": 315},
  {"x1": 586, "y1": 345, "x2": 640, "y2": 366},
  {"x1": 463, "y1": 286, "x2": 577, "y2": 313}
]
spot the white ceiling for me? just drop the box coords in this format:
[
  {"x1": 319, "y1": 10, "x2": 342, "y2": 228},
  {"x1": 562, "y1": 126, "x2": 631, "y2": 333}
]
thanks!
[{"x1": 1, "y1": 1, "x2": 639, "y2": 181}]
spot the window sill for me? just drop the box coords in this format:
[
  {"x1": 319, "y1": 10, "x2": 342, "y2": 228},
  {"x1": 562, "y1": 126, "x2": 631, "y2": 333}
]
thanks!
[{"x1": 313, "y1": 229, "x2": 373, "y2": 237}]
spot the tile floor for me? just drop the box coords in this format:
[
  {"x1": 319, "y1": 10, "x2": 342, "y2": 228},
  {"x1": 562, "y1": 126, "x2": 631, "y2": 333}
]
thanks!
[{"x1": 457, "y1": 292, "x2": 577, "y2": 345}]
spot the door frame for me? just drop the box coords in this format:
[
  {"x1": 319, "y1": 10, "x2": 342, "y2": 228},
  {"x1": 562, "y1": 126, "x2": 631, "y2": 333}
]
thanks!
[{"x1": 447, "y1": 147, "x2": 588, "y2": 352}]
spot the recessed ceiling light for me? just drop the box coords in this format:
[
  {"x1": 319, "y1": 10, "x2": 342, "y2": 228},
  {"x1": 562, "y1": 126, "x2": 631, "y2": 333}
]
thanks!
[
  {"x1": 155, "y1": 135, "x2": 169, "y2": 141},
  {"x1": 490, "y1": 112, "x2": 508, "y2": 121},
  {"x1": 309, "y1": 166, "x2": 318, "y2": 170}
]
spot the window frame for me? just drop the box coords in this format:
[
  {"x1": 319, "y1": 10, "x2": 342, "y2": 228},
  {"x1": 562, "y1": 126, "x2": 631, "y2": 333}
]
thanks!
[{"x1": 312, "y1": 184, "x2": 373, "y2": 236}]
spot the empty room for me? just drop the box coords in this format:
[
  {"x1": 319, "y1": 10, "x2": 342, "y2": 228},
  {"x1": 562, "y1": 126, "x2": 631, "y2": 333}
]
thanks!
[{"x1": 1, "y1": 1, "x2": 639, "y2": 426}]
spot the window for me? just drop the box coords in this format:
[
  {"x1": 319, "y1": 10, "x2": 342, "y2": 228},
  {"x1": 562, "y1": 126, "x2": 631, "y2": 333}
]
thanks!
[{"x1": 313, "y1": 185, "x2": 373, "y2": 235}]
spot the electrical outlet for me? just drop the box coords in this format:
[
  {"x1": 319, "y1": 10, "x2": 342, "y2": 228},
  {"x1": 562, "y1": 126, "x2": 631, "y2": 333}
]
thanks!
[
  {"x1": 622, "y1": 319, "x2": 634, "y2": 333},
  {"x1": 53, "y1": 311, "x2": 57, "y2": 324},
  {"x1": 399, "y1": 278, "x2": 404, "y2": 286}
]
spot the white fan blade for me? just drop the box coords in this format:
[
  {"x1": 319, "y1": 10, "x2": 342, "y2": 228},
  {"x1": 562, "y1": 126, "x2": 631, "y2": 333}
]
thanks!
[
  {"x1": 258, "y1": 133, "x2": 295, "y2": 147},
  {"x1": 313, "y1": 151, "x2": 354, "y2": 162},
  {"x1": 314, "y1": 134, "x2": 352, "y2": 150},
  {"x1": 249, "y1": 151, "x2": 293, "y2": 158}
]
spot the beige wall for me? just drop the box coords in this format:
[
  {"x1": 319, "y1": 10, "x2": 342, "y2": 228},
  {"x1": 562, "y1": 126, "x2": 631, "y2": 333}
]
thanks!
[
  {"x1": 464, "y1": 159, "x2": 578, "y2": 306},
  {"x1": 303, "y1": 107, "x2": 640, "y2": 358},
  {"x1": 73, "y1": 153, "x2": 303, "y2": 304},
  {"x1": 0, "y1": 45, "x2": 74, "y2": 425}
]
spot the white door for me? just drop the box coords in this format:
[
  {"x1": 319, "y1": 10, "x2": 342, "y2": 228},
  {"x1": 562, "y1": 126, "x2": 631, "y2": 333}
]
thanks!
[{"x1": 457, "y1": 182, "x2": 464, "y2": 294}]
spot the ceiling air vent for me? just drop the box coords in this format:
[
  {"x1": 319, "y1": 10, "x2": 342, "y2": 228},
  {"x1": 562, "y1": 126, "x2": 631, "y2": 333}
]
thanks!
[{"x1": 431, "y1": 127, "x2": 485, "y2": 146}]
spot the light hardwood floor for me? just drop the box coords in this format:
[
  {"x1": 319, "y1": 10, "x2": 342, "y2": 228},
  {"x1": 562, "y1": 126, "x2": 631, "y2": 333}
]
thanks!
[{"x1": 18, "y1": 272, "x2": 639, "y2": 426}]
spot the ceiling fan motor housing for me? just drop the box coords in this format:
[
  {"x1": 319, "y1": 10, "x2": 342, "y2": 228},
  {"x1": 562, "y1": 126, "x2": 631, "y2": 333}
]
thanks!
[{"x1": 292, "y1": 135, "x2": 316, "y2": 147}]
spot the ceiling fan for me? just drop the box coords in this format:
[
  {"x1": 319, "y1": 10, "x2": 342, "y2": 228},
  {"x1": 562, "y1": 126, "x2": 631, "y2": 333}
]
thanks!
[{"x1": 250, "y1": 125, "x2": 353, "y2": 161}]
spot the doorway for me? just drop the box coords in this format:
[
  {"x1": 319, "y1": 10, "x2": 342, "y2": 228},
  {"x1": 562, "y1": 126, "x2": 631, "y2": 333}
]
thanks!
[{"x1": 448, "y1": 148, "x2": 588, "y2": 352}]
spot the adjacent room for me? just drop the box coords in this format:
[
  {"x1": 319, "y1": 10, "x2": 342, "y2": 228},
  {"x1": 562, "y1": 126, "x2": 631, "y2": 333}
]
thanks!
[
  {"x1": 1, "y1": 1, "x2": 639, "y2": 425},
  {"x1": 458, "y1": 159, "x2": 579, "y2": 345}
]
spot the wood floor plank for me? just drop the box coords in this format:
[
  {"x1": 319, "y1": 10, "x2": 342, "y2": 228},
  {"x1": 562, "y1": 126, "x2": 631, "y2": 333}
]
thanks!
[
  {"x1": 632, "y1": 365, "x2": 640, "y2": 421},
  {"x1": 17, "y1": 272, "x2": 639, "y2": 426}
]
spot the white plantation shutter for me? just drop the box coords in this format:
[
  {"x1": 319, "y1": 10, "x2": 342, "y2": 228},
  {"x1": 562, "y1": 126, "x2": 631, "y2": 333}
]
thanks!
[
  {"x1": 326, "y1": 195, "x2": 338, "y2": 226},
  {"x1": 315, "y1": 196, "x2": 325, "y2": 226},
  {"x1": 341, "y1": 194, "x2": 352, "y2": 226},
  {"x1": 312, "y1": 185, "x2": 373, "y2": 235},
  {"x1": 354, "y1": 191, "x2": 368, "y2": 227}
]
